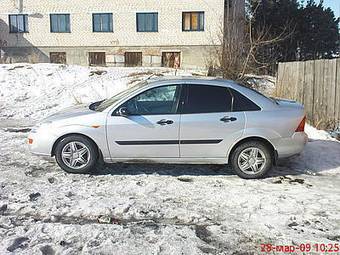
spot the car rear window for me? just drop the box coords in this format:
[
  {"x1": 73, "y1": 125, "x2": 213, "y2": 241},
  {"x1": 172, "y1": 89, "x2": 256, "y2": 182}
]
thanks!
[{"x1": 229, "y1": 88, "x2": 261, "y2": 112}]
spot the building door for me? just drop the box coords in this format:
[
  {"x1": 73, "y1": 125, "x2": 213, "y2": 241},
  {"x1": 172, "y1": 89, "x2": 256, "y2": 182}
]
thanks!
[
  {"x1": 50, "y1": 52, "x2": 66, "y2": 64},
  {"x1": 89, "y1": 52, "x2": 106, "y2": 66},
  {"x1": 162, "y1": 52, "x2": 180, "y2": 68},
  {"x1": 125, "y1": 52, "x2": 142, "y2": 67}
]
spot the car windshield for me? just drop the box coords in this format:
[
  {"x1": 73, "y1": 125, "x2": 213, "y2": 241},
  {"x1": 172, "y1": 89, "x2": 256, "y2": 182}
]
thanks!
[{"x1": 92, "y1": 81, "x2": 148, "y2": 112}]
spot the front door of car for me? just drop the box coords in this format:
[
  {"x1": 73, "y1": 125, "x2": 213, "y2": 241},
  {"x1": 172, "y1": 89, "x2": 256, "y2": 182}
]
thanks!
[
  {"x1": 106, "y1": 84, "x2": 182, "y2": 158},
  {"x1": 179, "y1": 84, "x2": 245, "y2": 158}
]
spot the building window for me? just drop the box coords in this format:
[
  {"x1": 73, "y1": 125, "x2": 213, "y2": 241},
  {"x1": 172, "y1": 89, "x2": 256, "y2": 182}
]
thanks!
[
  {"x1": 9, "y1": 14, "x2": 28, "y2": 33},
  {"x1": 93, "y1": 13, "x2": 113, "y2": 32},
  {"x1": 162, "y1": 52, "x2": 181, "y2": 68},
  {"x1": 50, "y1": 14, "x2": 70, "y2": 33},
  {"x1": 125, "y1": 52, "x2": 142, "y2": 67},
  {"x1": 50, "y1": 52, "x2": 67, "y2": 64},
  {"x1": 136, "y1": 13, "x2": 158, "y2": 32},
  {"x1": 89, "y1": 52, "x2": 106, "y2": 66},
  {"x1": 182, "y1": 12, "x2": 204, "y2": 31}
]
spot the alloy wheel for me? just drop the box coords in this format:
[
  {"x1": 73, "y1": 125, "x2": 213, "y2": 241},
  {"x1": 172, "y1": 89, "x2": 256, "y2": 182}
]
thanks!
[
  {"x1": 237, "y1": 147, "x2": 267, "y2": 175},
  {"x1": 61, "y1": 141, "x2": 91, "y2": 169}
]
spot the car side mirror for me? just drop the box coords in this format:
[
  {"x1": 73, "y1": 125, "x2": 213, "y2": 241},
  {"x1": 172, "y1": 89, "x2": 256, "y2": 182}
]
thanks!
[{"x1": 117, "y1": 107, "x2": 129, "y2": 117}]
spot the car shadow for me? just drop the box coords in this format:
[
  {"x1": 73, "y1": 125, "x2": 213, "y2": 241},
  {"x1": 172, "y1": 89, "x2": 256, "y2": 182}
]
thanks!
[
  {"x1": 91, "y1": 138, "x2": 340, "y2": 178},
  {"x1": 93, "y1": 163, "x2": 234, "y2": 177},
  {"x1": 91, "y1": 163, "x2": 310, "y2": 178}
]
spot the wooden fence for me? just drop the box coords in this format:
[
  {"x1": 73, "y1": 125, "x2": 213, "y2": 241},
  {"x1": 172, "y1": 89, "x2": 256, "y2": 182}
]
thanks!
[{"x1": 275, "y1": 59, "x2": 340, "y2": 129}]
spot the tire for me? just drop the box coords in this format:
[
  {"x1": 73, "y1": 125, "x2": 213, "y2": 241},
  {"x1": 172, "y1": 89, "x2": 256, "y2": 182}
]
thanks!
[
  {"x1": 55, "y1": 135, "x2": 98, "y2": 174},
  {"x1": 230, "y1": 140, "x2": 273, "y2": 179}
]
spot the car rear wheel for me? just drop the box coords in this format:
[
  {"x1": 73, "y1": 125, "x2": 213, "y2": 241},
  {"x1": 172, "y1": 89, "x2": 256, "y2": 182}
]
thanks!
[
  {"x1": 55, "y1": 135, "x2": 98, "y2": 174},
  {"x1": 230, "y1": 141, "x2": 273, "y2": 179}
]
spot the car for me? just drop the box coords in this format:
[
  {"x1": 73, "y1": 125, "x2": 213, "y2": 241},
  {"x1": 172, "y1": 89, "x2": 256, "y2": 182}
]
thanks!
[{"x1": 28, "y1": 77, "x2": 308, "y2": 179}]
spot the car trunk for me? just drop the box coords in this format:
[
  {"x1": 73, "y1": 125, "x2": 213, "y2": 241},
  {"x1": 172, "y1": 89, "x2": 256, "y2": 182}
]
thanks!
[{"x1": 275, "y1": 98, "x2": 304, "y2": 110}]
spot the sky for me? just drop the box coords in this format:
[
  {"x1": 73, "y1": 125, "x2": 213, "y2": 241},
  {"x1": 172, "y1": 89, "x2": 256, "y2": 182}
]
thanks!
[{"x1": 321, "y1": 0, "x2": 340, "y2": 18}]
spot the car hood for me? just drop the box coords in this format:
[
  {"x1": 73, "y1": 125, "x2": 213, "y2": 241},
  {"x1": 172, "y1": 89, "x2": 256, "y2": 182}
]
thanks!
[{"x1": 41, "y1": 104, "x2": 95, "y2": 123}]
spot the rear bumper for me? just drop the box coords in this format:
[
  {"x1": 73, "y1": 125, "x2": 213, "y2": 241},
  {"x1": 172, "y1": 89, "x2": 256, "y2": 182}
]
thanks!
[{"x1": 275, "y1": 132, "x2": 308, "y2": 158}]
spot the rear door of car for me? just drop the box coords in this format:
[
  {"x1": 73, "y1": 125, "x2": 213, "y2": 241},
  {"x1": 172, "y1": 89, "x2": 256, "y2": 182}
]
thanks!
[{"x1": 179, "y1": 83, "x2": 246, "y2": 158}]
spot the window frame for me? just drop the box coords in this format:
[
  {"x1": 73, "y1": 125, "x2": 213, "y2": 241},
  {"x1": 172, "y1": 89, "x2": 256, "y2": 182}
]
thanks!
[
  {"x1": 181, "y1": 84, "x2": 233, "y2": 114},
  {"x1": 228, "y1": 88, "x2": 262, "y2": 112},
  {"x1": 50, "y1": 13, "x2": 71, "y2": 33},
  {"x1": 89, "y1": 52, "x2": 106, "y2": 66},
  {"x1": 182, "y1": 11, "x2": 205, "y2": 32},
  {"x1": 9, "y1": 14, "x2": 29, "y2": 33},
  {"x1": 124, "y1": 52, "x2": 143, "y2": 67},
  {"x1": 161, "y1": 52, "x2": 181, "y2": 68},
  {"x1": 113, "y1": 85, "x2": 183, "y2": 116},
  {"x1": 136, "y1": 12, "x2": 158, "y2": 32},
  {"x1": 92, "y1": 13, "x2": 113, "y2": 33}
]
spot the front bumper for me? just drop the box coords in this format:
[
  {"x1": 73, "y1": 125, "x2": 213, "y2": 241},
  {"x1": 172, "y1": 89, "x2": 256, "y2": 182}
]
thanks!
[
  {"x1": 28, "y1": 128, "x2": 57, "y2": 157},
  {"x1": 275, "y1": 132, "x2": 308, "y2": 158}
]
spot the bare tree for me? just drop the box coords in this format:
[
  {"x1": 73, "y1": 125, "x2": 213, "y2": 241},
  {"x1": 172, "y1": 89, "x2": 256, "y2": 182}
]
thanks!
[{"x1": 208, "y1": 0, "x2": 291, "y2": 86}]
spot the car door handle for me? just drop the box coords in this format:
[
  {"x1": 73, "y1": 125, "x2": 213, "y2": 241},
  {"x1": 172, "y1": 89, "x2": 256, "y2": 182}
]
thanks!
[
  {"x1": 220, "y1": 116, "x2": 237, "y2": 122},
  {"x1": 156, "y1": 119, "x2": 174, "y2": 125}
]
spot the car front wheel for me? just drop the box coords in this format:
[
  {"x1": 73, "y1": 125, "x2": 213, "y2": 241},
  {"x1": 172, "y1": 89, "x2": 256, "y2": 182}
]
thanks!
[
  {"x1": 230, "y1": 141, "x2": 273, "y2": 179},
  {"x1": 55, "y1": 135, "x2": 98, "y2": 174}
]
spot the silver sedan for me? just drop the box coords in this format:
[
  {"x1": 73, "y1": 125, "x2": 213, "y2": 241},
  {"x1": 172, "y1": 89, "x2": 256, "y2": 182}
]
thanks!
[{"x1": 28, "y1": 77, "x2": 308, "y2": 179}]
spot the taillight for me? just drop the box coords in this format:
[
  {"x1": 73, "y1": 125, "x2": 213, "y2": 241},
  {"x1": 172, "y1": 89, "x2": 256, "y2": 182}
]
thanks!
[
  {"x1": 295, "y1": 116, "x2": 306, "y2": 132},
  {"x1": 28, "y1": 138, "x2": 33, "y2": 144}
]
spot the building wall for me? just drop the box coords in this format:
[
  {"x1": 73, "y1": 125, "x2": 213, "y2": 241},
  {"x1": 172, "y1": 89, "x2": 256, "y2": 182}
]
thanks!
[
  {"x1": 0, "y1": 0, "x2": 226, "y2": 68},
  {"x1": 2, "y1": 45, "x2": 217, "y2": 68}
]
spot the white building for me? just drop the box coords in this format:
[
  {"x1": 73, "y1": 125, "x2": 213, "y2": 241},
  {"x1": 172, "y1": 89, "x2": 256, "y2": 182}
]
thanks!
[{"x1": 0, "y1": 0, "x2": 244, "y2": 69}]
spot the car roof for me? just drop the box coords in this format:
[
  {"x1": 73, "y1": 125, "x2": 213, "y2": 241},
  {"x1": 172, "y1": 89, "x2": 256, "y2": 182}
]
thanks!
[
  {"x1": 143, "y1": 76, "x2": 278, "y2": 110},
  {"x1": 145, "y1": 76, "x2": 235, "y2": 87}
]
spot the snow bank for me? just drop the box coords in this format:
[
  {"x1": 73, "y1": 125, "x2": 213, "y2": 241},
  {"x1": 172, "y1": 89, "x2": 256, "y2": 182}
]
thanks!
[
  {"x1": 0, "y1": 64, "x2": 192, "y2": 122},
  {"x1": 245, "y1": 74, "x2": 276, "y2": 96},
  {"x1": 305, "y1": 124, "x2": 336, "y2": 141}
]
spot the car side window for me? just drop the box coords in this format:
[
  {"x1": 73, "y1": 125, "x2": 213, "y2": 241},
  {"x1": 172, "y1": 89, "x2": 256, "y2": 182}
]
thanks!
[
  {"x1": 229, "y1": 88, "x2": 261, "y2": 112},
  {"x1": 120, "y1": 85, "x2": 181, "y2": 115},
  {"x1": 183, "y1": 85, "x2": 232, "y2": 114}
]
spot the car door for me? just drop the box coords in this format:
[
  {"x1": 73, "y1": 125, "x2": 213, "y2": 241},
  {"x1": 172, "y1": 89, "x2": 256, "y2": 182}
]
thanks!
[
  {"x1": 106, "y1": 84, "x2": 182, "y2": 158},
  {"x1": 179, "y1": 84, "x2": 246, "y2": 158}
]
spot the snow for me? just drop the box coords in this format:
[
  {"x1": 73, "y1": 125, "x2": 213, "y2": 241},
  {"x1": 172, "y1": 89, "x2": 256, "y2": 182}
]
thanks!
[
  {"x1": 0, "y1": 64, "x2": 192, "y2": 122},
  {"x1": 245, "y1": 74, "x2": 276, "y2": 96},
  {"x1": 305, "y1": 124, "x2": 336, "y2": 140},
  {"x1": 0, "y1": 64, "x2": 339, "y2": 254}
]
